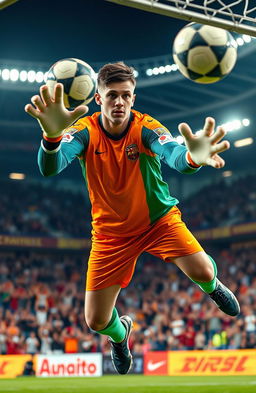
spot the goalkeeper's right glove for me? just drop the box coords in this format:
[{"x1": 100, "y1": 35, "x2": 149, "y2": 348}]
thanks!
[
  {"x1": 178, "y1": 117, "x2": 230, "y2": 169},
  {"x1": 24, "y1": 83, "x2": 88, "y2": 141}
]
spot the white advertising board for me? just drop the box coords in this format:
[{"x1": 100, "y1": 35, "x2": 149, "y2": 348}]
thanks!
[{"x1": 36, "y1": 353, "x2": 102, "y2": 377}]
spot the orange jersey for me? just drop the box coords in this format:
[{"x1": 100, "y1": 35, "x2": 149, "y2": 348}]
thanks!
[
  {"x1": 67, "y1": 110, "x2": 177, "y2": 236},
  {"x1": 39, "y1": 110, "x2": 198, "y2": 237}
]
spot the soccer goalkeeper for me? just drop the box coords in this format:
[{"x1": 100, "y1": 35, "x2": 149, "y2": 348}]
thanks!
[{"x1": 25, "y1": 62, "x2": 240, "y2": 375}]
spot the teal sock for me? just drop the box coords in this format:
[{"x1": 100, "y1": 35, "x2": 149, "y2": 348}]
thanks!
[
  {"x1": 192, "y1": 255, "x2": 217, "y2": 294},
  {"x1": 96, "y1": 307, "x2": 126, "y2": 343}
]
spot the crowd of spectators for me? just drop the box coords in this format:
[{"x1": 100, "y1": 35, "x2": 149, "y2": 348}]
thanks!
[
  {"x1": 0, "y1": 172, "x2": 255, "y2": 238},
  {"x1": 0, "y1": 180, "x2": 91, "y2": 238},
  {"x1": 0, "y1": 172, "x2": 255, "y2": 355},
  {"x1": 0, "y1": 245, "x2": 255, "y2": 355},
  {"x1": 180, "y1": 173, "x2": 256, "y2": 229}
]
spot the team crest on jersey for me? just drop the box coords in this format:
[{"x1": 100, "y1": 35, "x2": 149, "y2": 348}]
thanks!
[{"x1": 125, "y1": 144, "x2": 139, "y2": 161}]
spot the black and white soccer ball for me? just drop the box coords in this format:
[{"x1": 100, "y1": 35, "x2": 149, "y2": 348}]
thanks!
[
  {"x1": 173, "y1": 23, "x2": 237, "y2": 84},
  {"x1": 46, "y1": 58, "x2": 97, "y2": 109}
]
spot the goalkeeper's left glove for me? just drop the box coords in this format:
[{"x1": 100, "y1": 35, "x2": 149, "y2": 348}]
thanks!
[
  {"x1": 178, "y1": 117, "x2": 230, "y2": 169},
  {"x1": 25, "y1": 83, "x2": 88, "y2": 141}
]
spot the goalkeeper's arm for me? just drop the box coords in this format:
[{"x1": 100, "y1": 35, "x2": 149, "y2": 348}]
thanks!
[
  {"x1": 24, "y1": 83, "x2": 89, "y2": 177},
  {"x1": 142, "y1": 128, "x2": 201, "y2": 174},
  {"x1": 143, "y1": 117, "x2": 229, "y2": 172},
  {"x1": 38, "y1": 129, "x2": 89, "y2": 177}
]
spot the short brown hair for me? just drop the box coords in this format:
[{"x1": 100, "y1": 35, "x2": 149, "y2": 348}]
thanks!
[{"x1": 97, "y1": 62, "x2": 136, "y2": 89}]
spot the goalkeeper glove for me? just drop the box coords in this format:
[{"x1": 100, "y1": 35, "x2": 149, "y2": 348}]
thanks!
[
  {"x1": 178, "y1": 117, "x2": 230, "y2": 169},
  {"x1": 24, "y1": 83, "x2": 88, "y2": 140}
]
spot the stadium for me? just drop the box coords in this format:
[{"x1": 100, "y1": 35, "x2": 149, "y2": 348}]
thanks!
[{"x1": 0, "y1": 1, "x2": 256, "y2": 392}]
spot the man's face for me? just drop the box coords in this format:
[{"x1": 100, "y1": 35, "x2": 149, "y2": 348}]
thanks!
[{"x1": 95, "y1": 80, "x2": 136, "y2": 126}]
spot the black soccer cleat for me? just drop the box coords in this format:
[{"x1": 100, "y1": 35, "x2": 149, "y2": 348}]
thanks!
[
  {"x1": 109, "y1": 315, "x2": 133, "y2": 375},
  {"x1": 209, "y1": 278, "x2": 240, "y2": 316}
]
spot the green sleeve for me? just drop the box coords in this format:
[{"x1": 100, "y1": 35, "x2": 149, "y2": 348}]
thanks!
[
  {"x1": 38, "y1": 128, "x2": 89, "y2": 177},
  {"x1": 142, "y1": 126, "x2": 201, "y2": 174}
]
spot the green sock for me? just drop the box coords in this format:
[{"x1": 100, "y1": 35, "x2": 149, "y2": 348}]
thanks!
[
  {"x1": 192, "y1": 255, "x2": 217, "y2": 294},
  {"x1": 96, "y1": 307, "x2": 126, "y2": 343}
]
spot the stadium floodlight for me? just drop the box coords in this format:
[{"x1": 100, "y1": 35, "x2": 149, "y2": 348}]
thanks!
[
  {"x1": 164, "y1": 65, "x2": 172, "y2": 73},
  {"x1": 234, "y1": 137, "x2": 254, "y2": 148},
  {"x1": 10, "y1": 69, "x2": 19, "y2": 82},
  {"x1": 146, "y1": 69, "x2": 153, "y2": 76},
  {"x1": 243, "y1": 35, "x2": 251, "y2": 43},
  {"x1": 9, "y1": 172, "x2": 25, "y2": 180},
  {"x1": 178, "y1": 118, "x2": 251, "y2": 142},
  {"x1": 152, "y1": 67, "x2": 160, "y2": 75},
  {"x1": 222, "y1": 120, "x2": 242, "y2": 132},
  {"x1": 35, "y1": 71, "x2": 45, "y2": 83},
  {"x1": 242, "y1": 119, "x2": 250, "y2": 127},
  {"x1": 19, "y1": 70, "x2": 27, "y2": 82},
  {"x1": 2, "y1": 69, "x2": 10, "y2": 80},
  {"x1": 146, "y1": 63, "x2": 179, "y2": 77},
  {"x1": 222, "y1": 170, "x2": 233, "y2": 177},
  {"x1": 27, "y1": 70, "x2": 36, "y2": 83},
  {"x1": 236, "y1": 37, "x2": 244, "y2": 46}
]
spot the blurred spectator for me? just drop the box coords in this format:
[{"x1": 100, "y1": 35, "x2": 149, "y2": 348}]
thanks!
[
  {"x1": 51, "y1": 332, "x2": 64, "y2": 354},
  {"x1": 0, "y1": 327, "x2": 7, "y2": 354},
  {"x1": 194, "y1": 328, "x2": 206, "y2": 350},
  {"x1": 25, "y1": 331, "x2": 40, "y2": 355},
  {"x1": 39, "y1": 327, "x2": 52, "y2": 354}
]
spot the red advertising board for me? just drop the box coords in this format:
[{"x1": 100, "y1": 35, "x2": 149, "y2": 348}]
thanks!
[{"x1": 144, "y1": 351, "x2": 168, "y2": 375}]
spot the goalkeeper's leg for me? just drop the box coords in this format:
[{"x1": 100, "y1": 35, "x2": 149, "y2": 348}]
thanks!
[
  {"x1": 85, "y1": 285, "x2": 133, "y2": 374},
  {"x1": 173, "y1": 251, "x2": 240, "y2": 316}
]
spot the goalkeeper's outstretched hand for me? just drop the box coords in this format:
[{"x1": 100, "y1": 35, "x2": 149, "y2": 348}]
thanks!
[
  {"x1": 24, "y1": 83, "x2": 88, "y2": 139},
  {"x1": 178, "y1": 117, "x2": 230, "y2": 168}
]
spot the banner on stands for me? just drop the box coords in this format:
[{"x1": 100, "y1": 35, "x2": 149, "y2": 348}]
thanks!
[
  {"x1": 0, "y1": 235, "x2": 91, "y2": 250},
  {"x1": 36, "y1": 354, "x2": 102, "y2": 377},
  {"x1": 103, "y1": 354, "x2": 143, "y2": 374},
  {"x1": 144, "y1": 352, "x2": 168, "y2": 375},
  {"x1": 0, "y1": 355, "x2": 32, "y2": 378},
  {"x1": 168, "y1": 349, "x2": 256, "y2": 376}
]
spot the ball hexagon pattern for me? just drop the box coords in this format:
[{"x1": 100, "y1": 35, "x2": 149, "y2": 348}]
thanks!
[
  {"x1": 173, "y1": 23, "x2": 237, "y2": 84},
  {"x1": 46, "y1": 58, "x2": 97, "y2": 109}
]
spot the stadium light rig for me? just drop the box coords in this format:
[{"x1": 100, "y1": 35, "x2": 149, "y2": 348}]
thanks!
[
  {"x1": 175, "y1": 118, "x2": 251, "y2": 144},
  {"x1": 9, "y1": 172, "x2": 25, "y2": 180},
  {"x1": 145, "y1": 34, "x2": 252, "y2": 77},
  {"x1": 222, "y1": 170, "x2": 233, "y2": 177},
  {"x1": 234, "y1": 137, "x2": 254, "y2": 148},
  {"x1": 0, "y1": 34, "x2": 253, "y2": 85},
  {"x1": 0, "y1": 68, "x2": 46, "y2": 83}
]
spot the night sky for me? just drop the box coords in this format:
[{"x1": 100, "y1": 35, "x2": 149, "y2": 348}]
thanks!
[
  {"x1": 1, "y1": 0, "x2": 184, "y2": 64},
  {"x1": 0, "y1": 0, "x2": 255, "y2": 181}
]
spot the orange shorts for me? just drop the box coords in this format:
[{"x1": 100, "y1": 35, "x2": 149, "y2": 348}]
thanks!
[{"x1": 86, "y1": 206, "x2": 203, "y2": 291}]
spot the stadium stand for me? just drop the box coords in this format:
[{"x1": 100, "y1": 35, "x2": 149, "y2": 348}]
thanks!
[{"x1": 0, "y1": 174, "x2": 255, "y2": 354}]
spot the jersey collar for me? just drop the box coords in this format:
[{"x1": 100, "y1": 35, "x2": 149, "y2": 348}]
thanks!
[{"x1": 98, "y1": 112, "x2": 134, "y2": 140}]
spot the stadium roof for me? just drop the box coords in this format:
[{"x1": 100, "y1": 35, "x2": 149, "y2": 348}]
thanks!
[{"x1": 0, "y1": 0, "x2": 255, "y2": 183}]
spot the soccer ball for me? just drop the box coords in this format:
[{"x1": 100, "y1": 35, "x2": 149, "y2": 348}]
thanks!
[
  {"x1": 173, "y1": 23, "x2": 237, "y2": 84},
  {"x1": 46, "y1": 58, "x2": 97, "y2": 109}
]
